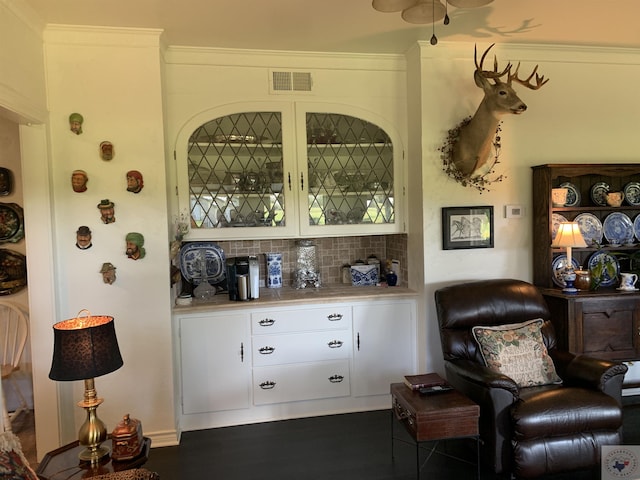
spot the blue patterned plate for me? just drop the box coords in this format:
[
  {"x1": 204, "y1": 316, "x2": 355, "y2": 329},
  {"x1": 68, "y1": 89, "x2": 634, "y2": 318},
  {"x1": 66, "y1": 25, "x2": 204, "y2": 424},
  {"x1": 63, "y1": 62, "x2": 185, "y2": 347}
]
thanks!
[
  {"x1": 559, "y1": 182, "x2": 580, "y2": 207},
  {"x1": 603, "y1": 212, "x2": 633, "y2": 245},
  {"x1": 634, "y1": 214, "x2": 640, "y2": 242},
  {"x1": 587, "y1": 251, "x2": 620, "y2": 288},
  {"x1": 574, "y1": 213, "x2": 603, "y2": 247},
  {"x1": 624, "y1": 182, "x2": 640, "y2": 206},
  {"x1": 590, "y1": 181, "x2": 610, "y2": 206},
  {"x1": 551, "y1": 254, "x2": 580, "y2": 288},
  {"x1": 179, "y1": 241, "x2": 226, "y2": 284},
  {"x1": 551, "y1": 213, "x2": 568, "y2": 241}
]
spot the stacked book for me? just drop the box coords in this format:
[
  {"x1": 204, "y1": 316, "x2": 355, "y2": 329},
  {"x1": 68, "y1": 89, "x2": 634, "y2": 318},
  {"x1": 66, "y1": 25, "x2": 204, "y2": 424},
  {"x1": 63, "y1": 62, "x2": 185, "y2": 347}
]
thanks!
[{"x1": 404, "y1": 372, "x2": 453, "y2": 395}]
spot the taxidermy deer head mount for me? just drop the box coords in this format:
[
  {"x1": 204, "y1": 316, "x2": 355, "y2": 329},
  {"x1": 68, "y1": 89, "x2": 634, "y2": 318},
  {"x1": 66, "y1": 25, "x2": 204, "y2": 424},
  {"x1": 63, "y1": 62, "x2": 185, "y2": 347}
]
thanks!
[{"x1": 448, "y1": 44, "x2": 549, "y2": 182}]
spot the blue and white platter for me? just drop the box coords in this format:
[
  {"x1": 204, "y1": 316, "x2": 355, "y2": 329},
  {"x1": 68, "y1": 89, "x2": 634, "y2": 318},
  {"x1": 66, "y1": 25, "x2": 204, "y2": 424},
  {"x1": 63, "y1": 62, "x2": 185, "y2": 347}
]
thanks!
[
  {"x1": 350, "y1": 265, "x2": 378, "y2": 286},
  {"x1": 587, "y1": 251, "x2": 620, "y2": 288},
  {"x1": 559, "y1": 182, "x2": 581, "y2": 207},
  {"x1": 551, "y1": 254, "x2": 580, "y2": 288},
  {"x1": 574, "y1": 213, "x2": 603, "y2": 247},
  {"x1": 624, "y1": 182, "x2": 640, "y2": 206},
  {"x1": 179, "y1": 241, "x2": 226, "y2": 285},
  {"x1": 603, "y1": 212, "x2": 634, "y2": 246}
]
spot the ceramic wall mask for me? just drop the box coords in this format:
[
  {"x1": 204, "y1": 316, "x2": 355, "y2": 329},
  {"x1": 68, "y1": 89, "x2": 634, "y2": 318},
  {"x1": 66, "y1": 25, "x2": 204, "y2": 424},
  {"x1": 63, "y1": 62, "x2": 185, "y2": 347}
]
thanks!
[
  {"x1": 71, "y1": 170, "x2": 88, "y2": 193},
  {"x1": 76, "y1": 226, "x2": 92, "y2": 250},
  {"x1": 126, "y1": 170, "x2": 144, "y2": 194},
  {"x1": 125, "y1": 232, "x2": 145, "y2": 260},
  {"x1": 69, "y1": 113, "x2": 84, "y2": 135},
  {"x1": 97, "y1": 199, "x2": 115, "y2": 224}
]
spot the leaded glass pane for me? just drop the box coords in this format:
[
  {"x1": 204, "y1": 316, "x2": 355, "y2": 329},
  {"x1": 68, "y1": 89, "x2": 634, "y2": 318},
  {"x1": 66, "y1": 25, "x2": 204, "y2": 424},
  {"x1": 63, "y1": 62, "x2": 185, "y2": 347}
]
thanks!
[
  {"x1": 188, "y1": 112, "x2": 285, "y2": 229},
  {"x1": 306, "y1": 113, "x2": 394, "y2": 226}
]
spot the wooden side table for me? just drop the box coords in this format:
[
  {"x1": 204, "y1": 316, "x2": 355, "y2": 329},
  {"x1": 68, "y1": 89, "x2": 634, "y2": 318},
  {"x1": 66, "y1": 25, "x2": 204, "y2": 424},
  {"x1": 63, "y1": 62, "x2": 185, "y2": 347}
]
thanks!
[
  {"x1": 36, "y1": 437, "x2": 151, "y2": 480},
  {"x1": 390, "y1": 383, "x2": 480, "y2": 480}
]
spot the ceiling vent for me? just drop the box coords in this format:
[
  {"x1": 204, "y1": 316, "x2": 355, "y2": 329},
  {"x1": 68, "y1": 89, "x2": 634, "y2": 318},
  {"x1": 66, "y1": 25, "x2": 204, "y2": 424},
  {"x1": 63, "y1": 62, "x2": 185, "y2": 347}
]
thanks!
[{"x1": 270, "y1": 71, "x2": 313, "y2": 94}]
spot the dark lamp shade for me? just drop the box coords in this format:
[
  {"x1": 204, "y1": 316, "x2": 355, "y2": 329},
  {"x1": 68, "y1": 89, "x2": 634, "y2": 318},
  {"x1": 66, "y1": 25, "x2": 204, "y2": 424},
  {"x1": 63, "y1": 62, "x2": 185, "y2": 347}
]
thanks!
[{"x1": 49, "y1": 315, "x2": 123, "y2": 381}]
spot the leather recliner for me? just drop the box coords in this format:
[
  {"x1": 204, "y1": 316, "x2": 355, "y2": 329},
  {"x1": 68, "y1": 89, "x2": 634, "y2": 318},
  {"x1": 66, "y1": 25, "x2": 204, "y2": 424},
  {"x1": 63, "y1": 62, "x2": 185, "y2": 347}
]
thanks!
[{"x1": 435, "y1": 279, "x2": 628, "y2": 479}]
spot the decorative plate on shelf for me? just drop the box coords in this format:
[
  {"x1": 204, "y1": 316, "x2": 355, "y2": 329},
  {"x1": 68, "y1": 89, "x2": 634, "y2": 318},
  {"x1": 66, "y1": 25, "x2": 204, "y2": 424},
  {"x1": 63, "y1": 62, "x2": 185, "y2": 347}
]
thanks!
[
  {"x1": 0, "y1": 203, "x2": 24, "y2": 244},
  {"x1": 587, "y1": 251, "x2": 620, "y2": 288},
  {"x1": 590, "y1": 181, "x2": 610, "y2": 206},
  {"x1": 551, "y1": 254, "x2": 580, "y2": 288},
  {"x1": 574, "y1": 213, "x2": 603, "y2": 246},
  {"x1": 603, "y1": 212, "x2": 634, "y2": 245},
  {"x1": 624, "y1": 181, "x2": 640, "y2": 206},
  {"x1": 179, "y1": 241, "x2": 226, "y2": 285},
  {"x1": 551, "y1": 213, "x2": 568, "y2": 241},
  {"x1": 559, "y1": 182, "x2": 581, "y2": 207},
  {"x1": 634, "y1": 214, "x2": 640, "y2": 242}
]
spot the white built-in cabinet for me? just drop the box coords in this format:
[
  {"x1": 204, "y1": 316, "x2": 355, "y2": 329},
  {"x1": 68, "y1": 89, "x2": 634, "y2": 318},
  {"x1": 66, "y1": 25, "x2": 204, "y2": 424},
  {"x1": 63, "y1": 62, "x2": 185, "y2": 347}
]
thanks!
[
  {"x1": 174, "y1": 298, "x2": 416, "y2": 431},
  {"x1": 174, "y1": 101, "x2": 404, "y2": 240},
  {"x1": 352, "y1": 302, "x2": 415, "y2": 397},
  {"x1": 179, "y1": 312, "x2": 250, "y2": 414}
]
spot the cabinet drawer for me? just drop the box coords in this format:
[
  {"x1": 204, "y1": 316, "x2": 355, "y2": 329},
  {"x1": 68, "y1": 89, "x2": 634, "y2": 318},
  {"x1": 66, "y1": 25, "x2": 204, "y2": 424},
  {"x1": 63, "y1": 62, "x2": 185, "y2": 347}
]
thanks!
[
  {"x1": 251, "y1": 306, "x2": 351, "y2": 334},
  {"x1": 253, "y1": 360, "x2": 350, "y2": 405},
  {"x1": 252, "y1": 330, "x2": 351, "y2": 366}
]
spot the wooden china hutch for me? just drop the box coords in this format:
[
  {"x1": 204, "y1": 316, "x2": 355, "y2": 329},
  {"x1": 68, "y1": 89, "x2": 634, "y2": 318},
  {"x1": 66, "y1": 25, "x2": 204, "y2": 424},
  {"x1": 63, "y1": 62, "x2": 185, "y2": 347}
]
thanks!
[{"x1": 533, "y1": 164, "x2": 640, "y2": 386}]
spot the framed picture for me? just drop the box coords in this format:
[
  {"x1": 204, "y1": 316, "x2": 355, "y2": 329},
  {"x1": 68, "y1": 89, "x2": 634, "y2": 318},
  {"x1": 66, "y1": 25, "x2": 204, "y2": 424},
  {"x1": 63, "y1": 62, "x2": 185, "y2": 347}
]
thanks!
[{"x1": 442, "y1": 206, "x2": 494, "y2": 250}]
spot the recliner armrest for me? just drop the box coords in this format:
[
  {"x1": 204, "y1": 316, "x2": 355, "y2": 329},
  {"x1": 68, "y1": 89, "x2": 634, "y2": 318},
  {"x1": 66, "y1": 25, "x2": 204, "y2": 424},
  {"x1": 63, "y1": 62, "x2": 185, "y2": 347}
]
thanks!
[
  {"x1": 552, "y1": 350, "x2": 628, "y2": 396},
  {"x1": 446, "y1": 358, "x2": 519, "y2": 397}
]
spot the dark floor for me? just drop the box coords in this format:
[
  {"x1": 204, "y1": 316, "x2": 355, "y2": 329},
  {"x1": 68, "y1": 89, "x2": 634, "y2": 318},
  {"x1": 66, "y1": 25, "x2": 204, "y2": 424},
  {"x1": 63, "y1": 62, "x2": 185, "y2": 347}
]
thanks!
[{"x1": 145, "y1": 398, "x2": 640, "y2": 480}]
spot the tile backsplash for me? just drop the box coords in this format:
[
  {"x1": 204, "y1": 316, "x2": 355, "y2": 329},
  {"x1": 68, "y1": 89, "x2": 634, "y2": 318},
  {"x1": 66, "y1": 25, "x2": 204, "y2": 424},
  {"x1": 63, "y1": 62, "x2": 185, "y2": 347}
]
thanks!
[{"x1": 213, "y1": 234, "x2": 408, "y2": 288}]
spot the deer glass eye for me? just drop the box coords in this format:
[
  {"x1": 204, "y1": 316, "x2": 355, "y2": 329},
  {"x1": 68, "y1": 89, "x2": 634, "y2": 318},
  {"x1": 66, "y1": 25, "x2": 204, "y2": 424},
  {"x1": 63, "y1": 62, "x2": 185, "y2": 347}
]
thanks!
[{"x1": 499, "y1": 90, "x2": 507, "y2": 96}]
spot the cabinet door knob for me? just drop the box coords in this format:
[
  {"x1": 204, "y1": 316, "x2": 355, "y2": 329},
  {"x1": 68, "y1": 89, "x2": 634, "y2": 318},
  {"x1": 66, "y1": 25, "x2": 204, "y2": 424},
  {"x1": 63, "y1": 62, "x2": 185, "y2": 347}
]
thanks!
[
  {"x1": 259, "y1": 318, "x2": 275, "y2": 327},
  {"x1": 259, "y1": 346, "x2": 275, "y2": 355},
  {"x1": 328, "y1": 375, "x2": 344, "y2": 383},
  {"x1": 328, "y1": 340, "x2": 343, "y2": 348},
  {"x1": 327, "y1": 313, "x2": 343, "y2": 321},
  {"x1": 259, "y1": 381, "x2": 276, "y2": 390}
]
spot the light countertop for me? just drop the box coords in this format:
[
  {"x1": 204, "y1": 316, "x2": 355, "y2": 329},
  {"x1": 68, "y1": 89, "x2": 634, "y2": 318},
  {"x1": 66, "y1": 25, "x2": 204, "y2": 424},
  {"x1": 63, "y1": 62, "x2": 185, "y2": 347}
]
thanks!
[{"x1": 173, "y1": 283, "x2": 417, "y2": 313}]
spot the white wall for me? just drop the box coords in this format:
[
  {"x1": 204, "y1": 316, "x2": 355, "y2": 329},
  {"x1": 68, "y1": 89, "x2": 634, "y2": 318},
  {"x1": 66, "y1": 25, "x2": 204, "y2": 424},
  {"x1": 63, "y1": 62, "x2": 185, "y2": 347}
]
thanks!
[
  {"x1": 416, "y1": 42, "x2": 640, "y2": 374},
  {"x1": 43, "y1": 26, "x2": 177, "y2": 446}
]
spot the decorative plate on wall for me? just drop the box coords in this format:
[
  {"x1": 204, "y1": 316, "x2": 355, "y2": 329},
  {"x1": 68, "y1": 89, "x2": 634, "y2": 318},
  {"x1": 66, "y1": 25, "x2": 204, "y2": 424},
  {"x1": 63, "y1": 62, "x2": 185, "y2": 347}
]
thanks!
[
  {"x1": 0, "y1": 249, "x2": 26, "y2": 295},
  {"x1": 0, "y1": 203, "x2": 24, "y2": 244}
]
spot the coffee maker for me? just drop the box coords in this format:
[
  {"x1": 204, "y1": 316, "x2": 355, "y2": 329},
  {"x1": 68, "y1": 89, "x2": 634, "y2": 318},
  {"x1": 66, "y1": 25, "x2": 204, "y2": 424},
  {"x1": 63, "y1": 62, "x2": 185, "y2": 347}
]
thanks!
[{"x1": 226, "y1": 255, "x2": 260, "y2": 301}]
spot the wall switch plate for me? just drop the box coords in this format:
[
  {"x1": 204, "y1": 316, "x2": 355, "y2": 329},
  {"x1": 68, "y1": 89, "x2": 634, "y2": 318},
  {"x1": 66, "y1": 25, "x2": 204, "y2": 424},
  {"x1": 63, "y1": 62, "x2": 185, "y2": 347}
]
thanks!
[{"x1": 505, "y1": 205, "x2": 524, "y2": 218}]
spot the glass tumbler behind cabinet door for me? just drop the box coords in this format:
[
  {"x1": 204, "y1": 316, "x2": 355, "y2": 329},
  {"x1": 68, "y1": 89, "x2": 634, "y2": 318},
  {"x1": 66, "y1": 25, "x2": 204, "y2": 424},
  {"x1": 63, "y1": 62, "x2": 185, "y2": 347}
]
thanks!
[
  {"x1": 187, "y1": 112, "x2": 286, "y2": 230},
  {"x1": 305, "y1": 112, "x2": 394, "y2": 228}
]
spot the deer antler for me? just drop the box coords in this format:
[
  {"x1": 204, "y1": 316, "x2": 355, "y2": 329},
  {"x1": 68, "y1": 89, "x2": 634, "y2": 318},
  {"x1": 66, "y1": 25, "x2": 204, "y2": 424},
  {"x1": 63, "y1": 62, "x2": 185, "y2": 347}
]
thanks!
[
  {"x1": 475, "y1": 43, "x2": 511, "y2": 80},
  {"x1": 508, "y1": 62, "x2": 549, "y2": 90}
]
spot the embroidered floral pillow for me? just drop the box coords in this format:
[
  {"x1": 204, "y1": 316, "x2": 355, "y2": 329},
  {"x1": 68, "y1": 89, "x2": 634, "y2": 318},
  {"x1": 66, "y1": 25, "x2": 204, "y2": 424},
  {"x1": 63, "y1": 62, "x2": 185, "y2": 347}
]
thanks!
[
  {"x1": 472, "y1": 318, "x2": 562, "y2": 388},
  {"x1": 0, "y1": 432, "x2": 38, "y2": 480}
]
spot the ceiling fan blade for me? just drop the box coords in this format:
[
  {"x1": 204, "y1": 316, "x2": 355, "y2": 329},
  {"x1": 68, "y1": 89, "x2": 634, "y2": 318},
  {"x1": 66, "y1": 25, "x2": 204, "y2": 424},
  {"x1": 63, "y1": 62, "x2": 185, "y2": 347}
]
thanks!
[
  {"x1": 401, "y1": 0, "x2": 446, "y2": 24},
  {"x1": 372, "y1": 0, "x2": 418, "y2": 13},
  {"x1": 447, "y1": 0, "x2": 493, "y2": 7}
]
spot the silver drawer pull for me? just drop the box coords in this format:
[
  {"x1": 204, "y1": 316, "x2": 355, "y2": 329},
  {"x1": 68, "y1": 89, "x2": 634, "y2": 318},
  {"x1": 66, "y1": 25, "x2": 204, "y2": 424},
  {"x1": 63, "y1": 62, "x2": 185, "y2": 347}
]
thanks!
[
  {"x1": 259, "y1": 318, "x2": 275, "y2": 327},
  {"x1": 328, "y1": 340, "x2": 343, "y2": 348},
  {"x1": 328, "y1": 374, "x2": 344, "y2": 383},
  {"x1": 327, "y1": 313, "x2": 343, "y2": 321},
  {"x1": 259, "y1": 381, "x2": 276, "y2": 390},
  {"x1": 259, "y1": 346, "x2": 275, "y2": 355}
]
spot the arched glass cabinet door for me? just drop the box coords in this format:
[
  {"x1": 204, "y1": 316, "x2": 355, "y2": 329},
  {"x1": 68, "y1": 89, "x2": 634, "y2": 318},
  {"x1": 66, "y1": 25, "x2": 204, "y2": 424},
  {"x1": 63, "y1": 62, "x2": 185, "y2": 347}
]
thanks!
[
  {"x1": 304, "y1": 112, "x2": 395, "y2": 230},
  {"x1": 187, "y1": 112, "x2": 288, "y2": 231}
]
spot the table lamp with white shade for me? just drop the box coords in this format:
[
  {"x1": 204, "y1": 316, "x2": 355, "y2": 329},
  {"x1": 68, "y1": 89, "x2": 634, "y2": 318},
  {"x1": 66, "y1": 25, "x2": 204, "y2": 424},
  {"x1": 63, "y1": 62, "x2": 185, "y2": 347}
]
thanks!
[{"x1": 551, "y1": 222, "x2": 587, "y2": 293}]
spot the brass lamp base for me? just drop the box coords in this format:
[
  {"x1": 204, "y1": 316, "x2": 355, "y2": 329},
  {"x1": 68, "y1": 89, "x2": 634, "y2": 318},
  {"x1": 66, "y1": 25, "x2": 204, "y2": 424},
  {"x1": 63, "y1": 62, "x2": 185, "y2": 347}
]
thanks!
[{"x1": 77, "y1": 378, "x2": 110, "y2": 463}]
